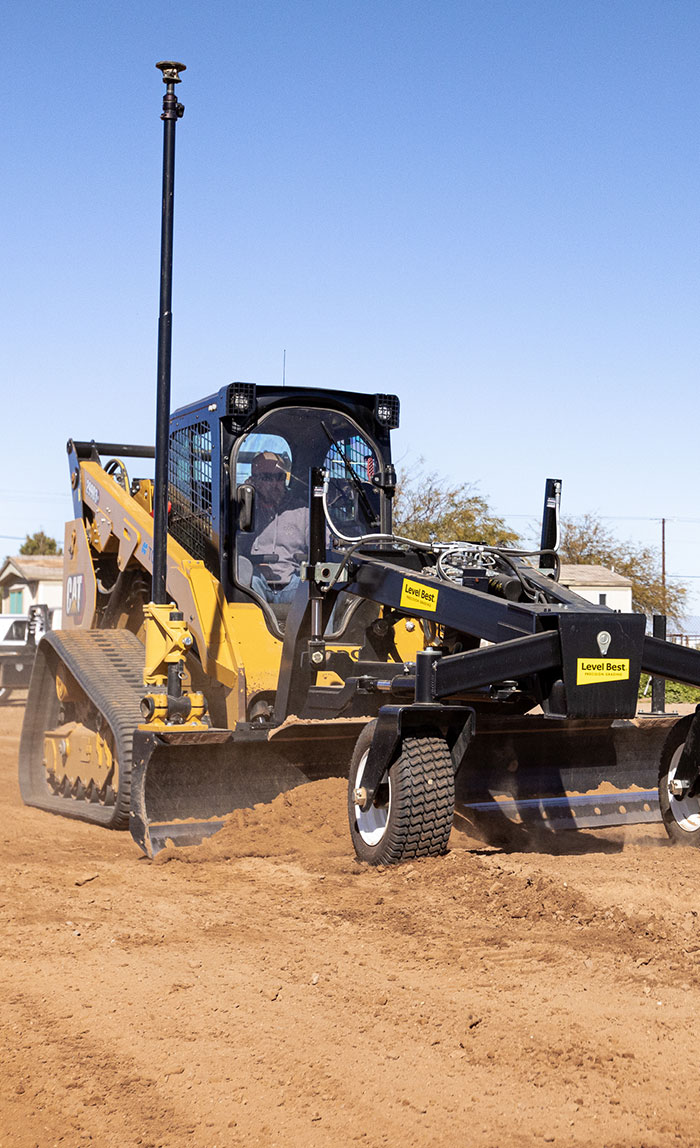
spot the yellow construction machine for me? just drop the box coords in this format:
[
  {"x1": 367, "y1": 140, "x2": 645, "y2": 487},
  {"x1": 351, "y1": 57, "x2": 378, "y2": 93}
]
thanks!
[{"x1": 19, "y1": 63, "x2": 700, "y2": 863}]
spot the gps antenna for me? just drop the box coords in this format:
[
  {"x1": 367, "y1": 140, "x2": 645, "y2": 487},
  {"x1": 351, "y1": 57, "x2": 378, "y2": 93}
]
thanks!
[{"x1": 152, "y1": 60, "x2": 186, "y2": 605}]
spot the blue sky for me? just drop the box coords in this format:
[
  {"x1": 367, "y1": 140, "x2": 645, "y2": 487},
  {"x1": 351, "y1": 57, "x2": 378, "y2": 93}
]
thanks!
[{"x1": 4, "y1": 1, "x2": 700, "y2": 613}]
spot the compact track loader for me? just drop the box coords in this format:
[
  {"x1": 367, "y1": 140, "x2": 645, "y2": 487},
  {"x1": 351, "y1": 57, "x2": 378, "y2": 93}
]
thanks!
[{"x1": 19, "y1": 63, "x2": 700, "y2": 862}]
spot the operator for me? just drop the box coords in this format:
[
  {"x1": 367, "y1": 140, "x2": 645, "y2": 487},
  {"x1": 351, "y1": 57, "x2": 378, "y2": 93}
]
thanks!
[{"x1": 247, "y1": 451, "x2": 308, "y2": 603}]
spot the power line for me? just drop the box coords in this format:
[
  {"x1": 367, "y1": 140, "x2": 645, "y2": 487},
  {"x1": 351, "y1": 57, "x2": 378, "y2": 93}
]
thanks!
[
  {"x1": 502, "y1": 512, "x2": 700, "y2": 525},
  {"x1": 598, "y1": 516, "x2": 700, "y2": 525}
]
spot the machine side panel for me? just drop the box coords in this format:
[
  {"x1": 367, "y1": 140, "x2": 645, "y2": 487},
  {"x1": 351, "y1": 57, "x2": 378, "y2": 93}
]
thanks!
[{"x1": 62, "y1": 518, "x2": 98, "y2": 630}]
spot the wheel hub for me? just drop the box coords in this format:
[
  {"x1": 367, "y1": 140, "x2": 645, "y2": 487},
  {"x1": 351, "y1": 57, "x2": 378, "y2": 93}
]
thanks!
[
  {"x1": 353, "y1": 750, "x2": 391, "y2": 846},
  {"x1": 667, "y1": 745, "x2": 700, "y2": 832}
]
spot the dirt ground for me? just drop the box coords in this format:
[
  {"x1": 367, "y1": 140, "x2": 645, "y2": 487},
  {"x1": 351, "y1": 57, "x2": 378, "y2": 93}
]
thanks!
[{"x1": 4, "y1": 700, "x2": 700, "y2": 1148}]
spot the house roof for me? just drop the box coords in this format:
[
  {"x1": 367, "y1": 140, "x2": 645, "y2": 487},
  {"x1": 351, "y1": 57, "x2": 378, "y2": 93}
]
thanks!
[
  {"x1": 0, "y1": 555, "x2": 63, "y2": 585},
  {"x1": 558, "y1": 563, "x2": 633, "y2": 589}
]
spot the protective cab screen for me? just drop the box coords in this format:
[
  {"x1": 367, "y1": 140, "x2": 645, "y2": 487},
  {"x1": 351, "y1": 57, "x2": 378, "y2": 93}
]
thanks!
[{"x1": 233, "y1": 406, "x2": 382, "y2": 606}]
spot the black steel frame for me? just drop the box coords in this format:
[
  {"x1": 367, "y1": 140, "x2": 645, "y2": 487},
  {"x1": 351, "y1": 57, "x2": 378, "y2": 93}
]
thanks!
[{"x1": 264, "y1": 495, "x2": 700, "y2": 807}]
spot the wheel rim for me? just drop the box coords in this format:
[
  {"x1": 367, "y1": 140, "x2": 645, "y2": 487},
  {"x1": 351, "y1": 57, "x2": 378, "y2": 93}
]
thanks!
[
  {"x1": 667, "y1": 743, "x2": 700, "y2": 832},
  {"x1": 354, "y1": 749, "x2": 391, "y2": 846}
]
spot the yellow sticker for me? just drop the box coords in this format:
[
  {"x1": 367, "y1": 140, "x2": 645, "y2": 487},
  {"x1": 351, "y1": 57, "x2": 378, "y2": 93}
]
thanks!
[
  {"x1": 400, "y1": 577, "x2": 439, "y2": 612},
  {"x1": 576, "y1": 658, "x2": 630, "y2": 685}
]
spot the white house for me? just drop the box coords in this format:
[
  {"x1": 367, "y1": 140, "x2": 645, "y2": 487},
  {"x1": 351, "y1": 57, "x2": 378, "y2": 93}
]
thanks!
[
  {"x1": 558, "y1": 564, "x2": 633, "y2": 612},
  {"x1": 0, "y1": 556, "x2": 64, "y2": 622}
]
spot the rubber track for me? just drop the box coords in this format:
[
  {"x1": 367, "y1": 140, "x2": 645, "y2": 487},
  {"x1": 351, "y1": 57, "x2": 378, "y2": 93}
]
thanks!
[
  {"x1": 19, "y1": 629, "x2": 145, "y2": 830},
  {"x1": 390, "y1": 737, "x2": 455, "y2": 861}
]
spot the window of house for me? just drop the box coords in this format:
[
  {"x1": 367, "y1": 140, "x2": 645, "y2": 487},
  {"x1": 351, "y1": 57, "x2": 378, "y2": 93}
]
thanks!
[
  {"x1": 598, "y1": 593, "x2": 607, "y2": 606},
  {"x1": 9, "y1": 589, "x2": 23, "y2": 614}
]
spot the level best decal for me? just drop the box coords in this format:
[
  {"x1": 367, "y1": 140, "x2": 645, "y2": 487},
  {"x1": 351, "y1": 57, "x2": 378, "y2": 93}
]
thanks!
[
  {"x1": 576, "y1": 658, "x2": 630, "y2": 685},
  {"x1": 400, "y1": 577, "x2": 439, "y2": 613}
]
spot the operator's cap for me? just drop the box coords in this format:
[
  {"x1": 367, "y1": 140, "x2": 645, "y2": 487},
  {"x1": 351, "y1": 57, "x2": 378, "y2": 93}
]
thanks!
[
  {"x1": 252, "y1": 450, "x2": 285, "y2": 471},
  {"x1": 251, "y1": 451, "x2": 289, "y2": 482}
]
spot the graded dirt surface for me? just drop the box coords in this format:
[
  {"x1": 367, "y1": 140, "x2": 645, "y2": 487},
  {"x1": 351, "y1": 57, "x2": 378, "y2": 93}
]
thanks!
[{"x1": 4, "y1": 701, "x2": 700, "y2": 1148}]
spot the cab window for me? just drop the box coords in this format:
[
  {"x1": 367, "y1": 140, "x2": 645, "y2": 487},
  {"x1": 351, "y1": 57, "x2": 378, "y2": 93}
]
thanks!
[{"x1": 232, "y1": 407, "x2": 382, "y2": 605}]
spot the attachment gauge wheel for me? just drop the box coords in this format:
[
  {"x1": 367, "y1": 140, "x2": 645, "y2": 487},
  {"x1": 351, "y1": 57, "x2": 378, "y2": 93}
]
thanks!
[
  {"x1": 659, "y1": 718, "x2": 700, "y2": 846},
  {"x1": 348, "y1": 720, "x2": 455, "y2": 865}
]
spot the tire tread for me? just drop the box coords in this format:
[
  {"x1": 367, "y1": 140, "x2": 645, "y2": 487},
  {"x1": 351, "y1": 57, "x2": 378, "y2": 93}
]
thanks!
[{"x1": 348, "y1": 727, "x2": 455, "y2": 865}]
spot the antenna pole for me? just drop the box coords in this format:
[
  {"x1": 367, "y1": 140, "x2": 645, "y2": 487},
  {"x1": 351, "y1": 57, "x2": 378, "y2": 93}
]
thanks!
[{"x1": 152, "y1": 60, "x2": 186, "y2": 605}]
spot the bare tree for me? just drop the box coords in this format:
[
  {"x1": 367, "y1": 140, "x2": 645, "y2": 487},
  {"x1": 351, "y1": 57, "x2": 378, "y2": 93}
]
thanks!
[
  {"x1": 560, "y1": 514, "x2": 686, "y2": 622},
  {"x1": 392, "y1": 462, "x2": 519, "y2": 547}
]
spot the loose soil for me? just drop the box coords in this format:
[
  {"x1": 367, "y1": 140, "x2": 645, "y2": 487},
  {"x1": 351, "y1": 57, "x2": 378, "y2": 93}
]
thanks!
[{"x1": 3, "y1": 699, "x2": 700, "y2": 1147}]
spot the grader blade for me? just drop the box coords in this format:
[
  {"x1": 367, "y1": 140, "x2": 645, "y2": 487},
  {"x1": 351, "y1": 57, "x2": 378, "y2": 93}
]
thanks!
[{"x1": 454, "y1": 713, "x2": 680, "y2": 839}]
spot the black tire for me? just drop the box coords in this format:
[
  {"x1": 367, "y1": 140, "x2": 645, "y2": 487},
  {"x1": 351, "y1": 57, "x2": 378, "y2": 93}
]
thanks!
[
  {"x1": 347, "y1": 720, "x2": 455, "y2": 865},
  {"x1": 0, "y1": 686, "x2": 12, "y2": 704},
  {"x1": 659, "y1": 716, "x2": 700, "y2": 846}
]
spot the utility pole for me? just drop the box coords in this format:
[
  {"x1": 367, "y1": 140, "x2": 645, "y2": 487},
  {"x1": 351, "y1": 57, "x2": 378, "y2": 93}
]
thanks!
[{"x1": 661, "y1": 517, "x2": 666, "y2": 615}]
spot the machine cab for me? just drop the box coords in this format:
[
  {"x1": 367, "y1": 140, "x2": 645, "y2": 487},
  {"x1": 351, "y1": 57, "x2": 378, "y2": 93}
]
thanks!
[
  {"x1": 231, "y1": 398, "x2": 397, "y2": 634},
  {"x1": 168, "y1": 384, "x2": 399, "y2": 635}
]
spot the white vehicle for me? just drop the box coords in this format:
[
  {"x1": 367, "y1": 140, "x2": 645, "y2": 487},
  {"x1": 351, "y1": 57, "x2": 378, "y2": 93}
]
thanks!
[
  {"x1": 0, "y1": 615, "x2": 30, "y2": 648},
  {"x1": 0, "y1": 607, "x2": 52, "y2": 703}
]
